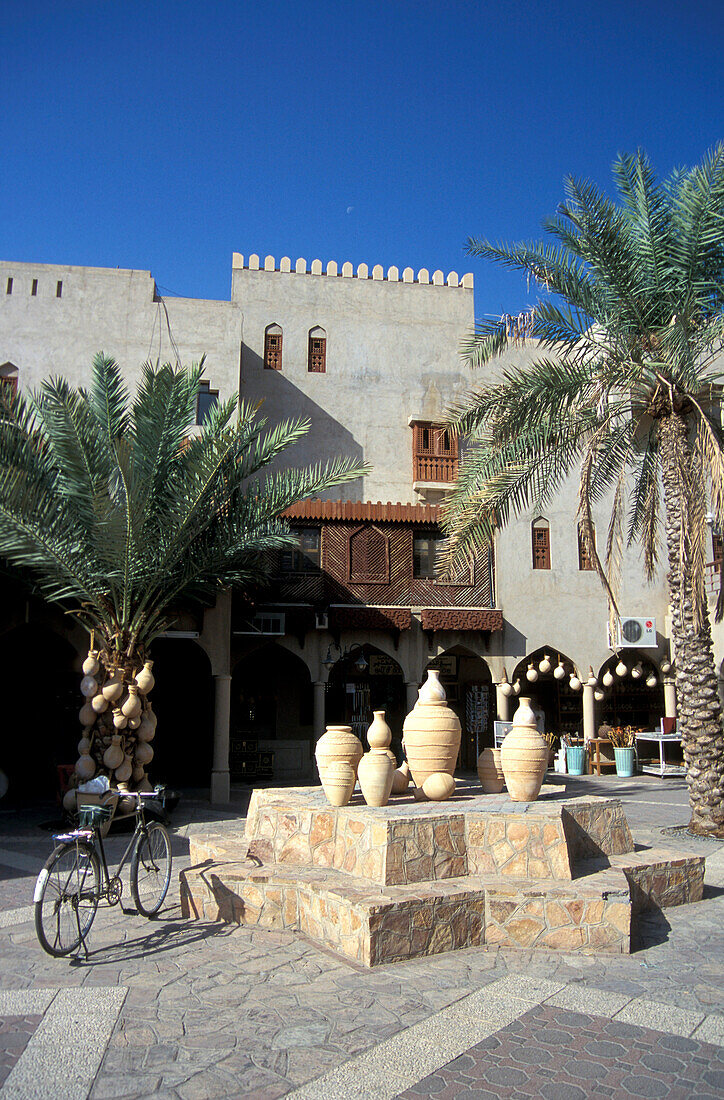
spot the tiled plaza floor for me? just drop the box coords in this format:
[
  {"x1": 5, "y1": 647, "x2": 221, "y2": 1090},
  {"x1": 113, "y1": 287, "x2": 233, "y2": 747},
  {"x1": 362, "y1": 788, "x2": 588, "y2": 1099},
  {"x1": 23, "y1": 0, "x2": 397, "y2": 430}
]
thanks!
[
  {"x1": 0, "y1": 1016, "x2": 43, "y2": 1089},
  {"x1": 0, "y1": 775, "x2": 721, "y2": 1098}
]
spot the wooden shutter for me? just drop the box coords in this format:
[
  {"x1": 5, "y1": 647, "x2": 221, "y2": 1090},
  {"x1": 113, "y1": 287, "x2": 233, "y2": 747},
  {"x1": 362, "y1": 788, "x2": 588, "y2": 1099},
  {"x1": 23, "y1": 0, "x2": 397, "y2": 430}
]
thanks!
[
  {"x1": 532, "y1": 523, "x2": 550, "y2": 569},
  {"x1": 264, "y1": 331, "x2": 283, "y2": 370},
  {"x1": 308, "y1": 335, "x2": 326, "y2": 373},
  {"x1": 349, "y1": 526, "x2": 389, "y2": 583}
]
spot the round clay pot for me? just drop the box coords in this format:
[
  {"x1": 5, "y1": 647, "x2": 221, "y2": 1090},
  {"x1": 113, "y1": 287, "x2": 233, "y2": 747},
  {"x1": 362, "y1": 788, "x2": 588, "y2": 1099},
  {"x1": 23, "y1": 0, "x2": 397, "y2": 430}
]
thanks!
[
  {"x1": 75, "y1": 754, "x2": 96, "y2": 780},
  {"x1": 500, "y1": 696, "x2": 548, "y2": 802},
  {"x1": 135, "y1": 741, "x2": 154, "y2": 766},
  {"x1": 136, "y1": 777, "x2": 153, "y2": 794},
  {"x1": 127, "y1": 714, "x2": 141, "y2": 730},
  {"x1": 112, "y1": 707, "x2": 127, "y2": 730},
  {"x1": 135, "y1": 660, "x2": 155, "y2": 695},
  {"x1": 80, "y1": 674, "x2": 98, "y2": 698},
  {"x1": 82, "y1": 650, "x2": 100, "y2": 676},
  {"x1": 391, "y1": 761, "x2": 410, "y2": 794},
  {"x1": 77, "y1": 736, "x2": 91, "y2": 756},
  {"x1": 422, "y1": 772, "x2": 456, "y2": 801},
  {"x1": 357, "y1": 752, "x2": 394, "y2": 807},
  {"x1": 136, "y1": 715, "x2": 156, "y2": 742},
  {"x1": 103, "y1": 734, "x2": 124, "y2": 770},
  {"x1": 121, "y1": 685, "x2": 142, "y2": 719},
  {"x1": 366, "y1": 710, "x2": 391, "y2": 751},
  {"x1": 115, "y1": 754, "x2": 133, "y2": 783},
  {"x1": 412, "y1": 786, "x2": 428, "y2": 801},
  {"x1": 144, "y1": 707, "x2": 158, "y2": 730},
  {"x1": 91, "y1": 692, "x2": 108, "y2": 714},
  {"x1": 131, "y1": 763, "x2": 145, "y2": 783},
  {"x1": 102, "y1": 670, "x2": 124, "y2": 702},
  {"x1": 315, "y1": 726, "x2": 363, "y2": 783},
  {"x1": 62, "y1": 788, "x2": 78, "y2": 813},
  {"x1": 320, "y1": 761, "x2": 355, "y2": 806},
  {"x1": 477, "y1": 747, "x2": 505, "y2": 793},
  {"x1": 402, "y1": 674, "x2": 461, "y2": 788},
  {"x1": 79, "y1": 700, "x2": 95, "y2": 726}
]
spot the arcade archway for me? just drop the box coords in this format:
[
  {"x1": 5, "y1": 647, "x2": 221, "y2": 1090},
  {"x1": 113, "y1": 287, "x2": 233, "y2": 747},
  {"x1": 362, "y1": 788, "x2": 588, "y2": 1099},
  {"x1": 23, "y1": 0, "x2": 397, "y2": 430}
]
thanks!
[
  {"x1": 326, "y1": 645, "x2": 406, "y2": 763},
  {"x1": 511, "y1": 648, "x2": 583, "y2": 745},
  {"x1": 426, "y1": 647, "x2": 493, "y2": 769}
]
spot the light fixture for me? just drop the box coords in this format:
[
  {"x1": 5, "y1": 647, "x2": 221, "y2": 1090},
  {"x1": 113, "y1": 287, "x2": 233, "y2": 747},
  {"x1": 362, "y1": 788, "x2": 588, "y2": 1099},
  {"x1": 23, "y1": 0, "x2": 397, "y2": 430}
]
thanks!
[{"x1": 322, "y1": 643, "x2": 368, "y2": 672}]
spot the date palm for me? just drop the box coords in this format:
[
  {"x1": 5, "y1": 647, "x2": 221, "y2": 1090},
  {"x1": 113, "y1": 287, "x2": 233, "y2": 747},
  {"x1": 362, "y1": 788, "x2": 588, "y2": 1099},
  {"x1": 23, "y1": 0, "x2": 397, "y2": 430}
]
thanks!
[
  {"x1": 0, "y1": 354, "x2": 368, "y2": 790},
  {"x1": 442, "y1": 146, "x2": 724, "y2": 835}
]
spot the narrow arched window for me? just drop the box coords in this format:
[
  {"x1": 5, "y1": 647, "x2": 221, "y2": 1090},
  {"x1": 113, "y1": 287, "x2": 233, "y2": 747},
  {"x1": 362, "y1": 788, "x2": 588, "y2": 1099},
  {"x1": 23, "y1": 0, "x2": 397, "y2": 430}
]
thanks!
[
  {"x1": 532, "y1": 517, "x2": 550, "y2": 569},
  {"x1": 308, "y1": 326, "x2": 326, "y2": 373},
  {"x1": 264, "y1": 323, "x2": 283, "y2": 370},
  {"x1": 0, "y1": 362, "x2": 18, "y2": 396},
  {"x1": 349, "y1": 525, "x2": 389, "y2": 583}
]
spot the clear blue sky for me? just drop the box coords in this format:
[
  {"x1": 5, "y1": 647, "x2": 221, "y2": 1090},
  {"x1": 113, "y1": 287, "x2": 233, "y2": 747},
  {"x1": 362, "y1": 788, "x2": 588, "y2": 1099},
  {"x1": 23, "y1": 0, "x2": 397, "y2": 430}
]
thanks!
[{"x1": 2, "y1": 0, "x2": 722, "y2": 319}]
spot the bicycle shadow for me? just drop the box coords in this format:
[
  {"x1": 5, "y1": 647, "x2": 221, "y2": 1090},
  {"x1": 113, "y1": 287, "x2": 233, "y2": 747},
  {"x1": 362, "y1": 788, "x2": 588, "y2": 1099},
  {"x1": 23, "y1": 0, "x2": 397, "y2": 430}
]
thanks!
[{"x1": 69, "y1": 905, "x2": 237, "y2": 966}]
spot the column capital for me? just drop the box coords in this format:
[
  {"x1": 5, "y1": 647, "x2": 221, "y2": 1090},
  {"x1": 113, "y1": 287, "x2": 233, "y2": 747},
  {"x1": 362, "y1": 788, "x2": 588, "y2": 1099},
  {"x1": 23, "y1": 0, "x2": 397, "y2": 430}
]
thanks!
[{"x1": 213, "y1": 673, "x2": 232, "y2": 682}]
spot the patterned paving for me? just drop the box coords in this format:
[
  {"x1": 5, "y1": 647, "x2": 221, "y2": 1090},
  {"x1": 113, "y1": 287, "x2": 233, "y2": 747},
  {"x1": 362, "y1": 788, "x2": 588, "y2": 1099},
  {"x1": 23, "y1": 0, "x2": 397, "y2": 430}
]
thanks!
[
  {"x1": 397, "y1": 1005, "x2": 724, "y2": 1099},
  {"x1": 0, "y1": 1015, "x2": 43, "y2": 1088}
]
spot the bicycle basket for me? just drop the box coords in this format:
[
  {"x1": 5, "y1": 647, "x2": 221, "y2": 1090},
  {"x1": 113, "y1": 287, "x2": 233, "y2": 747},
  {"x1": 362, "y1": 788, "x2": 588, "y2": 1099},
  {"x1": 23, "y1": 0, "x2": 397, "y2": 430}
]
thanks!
[{"x1": 77, "y1": 804, "x2": 112, "y2": 828}]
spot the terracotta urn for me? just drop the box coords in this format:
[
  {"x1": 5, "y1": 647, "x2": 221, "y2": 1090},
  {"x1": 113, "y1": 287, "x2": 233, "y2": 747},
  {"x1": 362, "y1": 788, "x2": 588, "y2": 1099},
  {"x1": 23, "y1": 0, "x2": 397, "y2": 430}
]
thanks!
[
  {"x1": 357, "y1": 751, "x2": 394, "y2": 807},
  {"x1": 82, "y1": 650, "x2": 100, "y2": 676},
  {"x1": 144, "y1": 707, "x2": 158, "y2": 730},
  {"x1": 121, "y1": 685, "x2": 142, "y2": 719},
  {"x1": 500, "y1": 696, "x2": 548, "y2": 802},
  {"x1": 366, "y1": 710, "x2": 392, "y2": 751},
  {"x1": 91, "y1": 692, "x2": 109, "y2": 714},
  {"x1": 132, "y1": 763, "x2": 145, "y2": 783},
  {"x1": 102, "y1": 669, "x2": 124, "y2": 702},
  {"x1": 136, "y1": 776, "x2": 153, "y2": 794},
  {"x1": 391, "y1": 761, "x2": 410, "y2": 794},
  {"x1": 135, "y1": 660, "x2": 155, "y2": 695},
  {"x1": 320, "y1": 760, "x2": 356, "y2": 807},
  {"x1": 103, "y1": 733, "x2": 124, "y2": 771},
  {"x1": 315, "y1": 725, "x2": 363, "y2": 783},
  {"x1": 401, "y1": 671, "x2": 461, "y2": 788},
  {"x1": 422, "y1": 772, "x2": 456, "y2": 801},
  {"x1": 477, "y1": 747, "x2": 505, "y2": 793}
]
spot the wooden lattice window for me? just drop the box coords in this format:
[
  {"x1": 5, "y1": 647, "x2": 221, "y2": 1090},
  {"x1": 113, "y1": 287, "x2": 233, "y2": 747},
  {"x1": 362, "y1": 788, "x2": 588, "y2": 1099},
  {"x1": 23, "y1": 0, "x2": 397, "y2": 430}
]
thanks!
[
  {"x1": 264, "y1": 324, "x2": 283, "y2": 370},
  {"x1": 412, "y1": 422, "x2": 458, "y2": 482},
  {"x1": 349, "y1": 525, "x2": 389, "y2": 584},
  {"x1": 532, "y1": 518, "x2": 550, "y2": 570},
  {"x1": 578, "y1": 523, "x2": 595, "y2": 571},
  {"x1": 0, "y1": 363, "x2": 18, "y2": 399},
  {"x1": 308, "y1": 327, "x2": 326, "y2": 373}
]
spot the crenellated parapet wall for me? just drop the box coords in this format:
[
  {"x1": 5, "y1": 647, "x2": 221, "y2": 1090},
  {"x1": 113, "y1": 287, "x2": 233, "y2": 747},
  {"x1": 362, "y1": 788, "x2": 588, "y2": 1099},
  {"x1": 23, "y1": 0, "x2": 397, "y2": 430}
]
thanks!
[{"x1": 232, "y1": 252, "x2": 473, "y2": 289}]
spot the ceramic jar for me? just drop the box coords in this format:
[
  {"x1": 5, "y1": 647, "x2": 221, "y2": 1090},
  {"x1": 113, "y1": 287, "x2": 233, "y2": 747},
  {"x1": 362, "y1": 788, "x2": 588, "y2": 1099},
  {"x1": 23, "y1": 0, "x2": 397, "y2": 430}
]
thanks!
[
  {"x1": 320, "y1": 761, "x2": 356, "y2": 807},
  {"x1": 79, "y1": 700, "x2": 95, "y2": 726},
  {"x1": 112, "y1": 707, "x2": 127, "y2": 730},
  {"x1": 102, "y1": 669, "x2": 124, "y2": 702},
  {"x1": 135, "y1": 741, "x2": 154, "y2": 767},
  {"x1": 366, "y1": 710, "x2": 392, "y2": 751},
  {"x1": 357, "y1": 752, "x2": 394, "y2": 807},
  {"x1": 391, "y1": 761, "x2": 410, "y2": 794},
  {"x1": 500, "y1": 696, "x2": 548, "y2": 802},
  {"x1": 121, "y1": 685, "x2": 142, "y2": 719},
  {"x1": 82, "y1": 650, "x2": 100, "y2": 676},
  {"x1": 137, "y1": 714, "x2": 156, "y2": 742},
  {"x1": 91, "y1": 692, "x2": 108, "y2": 714},
  {"x1": 75, "y1": 754, "x2": 96, "y2": 780},
  {"x1": 401, "y1": 671, "x2": 461, "y2": 788},
  {"x1": 315, "y1": 725, "x2": 363, "y2": 783},
  {"x1": 115, "y1": 754, "x2": 133, "y2": 783},
  {"x1": 77, "y1": 736, "x2": 91, "y2": 756},
  {"x1": 80, "y1": 674, "x2": 98, "y2": 698},
  {"x1": 477, "y1": 747, "x2": 505, "y2": 793},
  {"x1": 103, "y1": 734, "x2": 124, "y2": 770},
  {"x1": 135, "y1": 660, "x2": 155, "y2": 695}
]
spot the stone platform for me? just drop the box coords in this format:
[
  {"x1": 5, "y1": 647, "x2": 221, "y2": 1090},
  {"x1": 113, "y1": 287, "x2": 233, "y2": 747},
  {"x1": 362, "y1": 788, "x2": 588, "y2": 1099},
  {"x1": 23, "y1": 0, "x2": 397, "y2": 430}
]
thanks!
[{"x1": 180, "y1": 784, "x2": 705, "y2": 966}]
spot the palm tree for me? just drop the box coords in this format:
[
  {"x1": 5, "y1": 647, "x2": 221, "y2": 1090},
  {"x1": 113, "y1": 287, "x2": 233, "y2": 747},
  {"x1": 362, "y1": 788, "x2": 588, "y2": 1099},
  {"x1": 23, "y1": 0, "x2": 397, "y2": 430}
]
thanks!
[
  {"x1": 442, "y1": 146, "x2": 724, "y2": 836},
  {"x1": 0, "y1": 354, "x2": 368, "y2": 794}
]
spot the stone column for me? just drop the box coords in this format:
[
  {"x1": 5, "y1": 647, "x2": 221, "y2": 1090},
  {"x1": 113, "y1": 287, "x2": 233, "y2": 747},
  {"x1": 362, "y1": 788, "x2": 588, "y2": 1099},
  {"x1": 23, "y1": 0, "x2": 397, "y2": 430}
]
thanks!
[
  {"x1": 664, "y1": 678, "x2": 677, "y2": 718},
  {"x1": 313, "y1": 680, "x2": 326, "y2": 741},
  {"x1": 405, "y1": 681, "x2": 419, "y2": 713},
  {"x1": 210, "y1": 673, "x2": 232, "y2": 805},
  {"x1": 496, "y1": 683, "x2": 511, "y2": 722},
  {"x1": 582, "y1": 683, "x2": 596, "y2": 743}
]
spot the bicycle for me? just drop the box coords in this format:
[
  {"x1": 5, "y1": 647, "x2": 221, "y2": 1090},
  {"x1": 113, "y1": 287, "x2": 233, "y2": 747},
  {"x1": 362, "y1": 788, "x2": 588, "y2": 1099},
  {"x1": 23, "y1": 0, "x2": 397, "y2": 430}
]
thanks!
[{"x1": 34, "y1": 788, "x2": 173, "y2": 958}]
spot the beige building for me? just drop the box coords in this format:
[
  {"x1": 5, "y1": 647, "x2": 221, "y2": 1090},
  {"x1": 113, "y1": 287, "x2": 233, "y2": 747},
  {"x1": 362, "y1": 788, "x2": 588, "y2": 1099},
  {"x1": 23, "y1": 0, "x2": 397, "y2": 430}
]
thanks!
[{"x1": 0, "y1": 254, "x2": 707, "y2": 801}]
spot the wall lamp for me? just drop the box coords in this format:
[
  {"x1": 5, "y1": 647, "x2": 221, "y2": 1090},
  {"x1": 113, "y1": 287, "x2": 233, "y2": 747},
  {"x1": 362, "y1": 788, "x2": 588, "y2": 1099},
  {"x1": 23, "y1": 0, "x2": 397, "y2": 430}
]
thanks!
[{"x1": 322, "y1": 643, "x2": 369, "y2": 672}]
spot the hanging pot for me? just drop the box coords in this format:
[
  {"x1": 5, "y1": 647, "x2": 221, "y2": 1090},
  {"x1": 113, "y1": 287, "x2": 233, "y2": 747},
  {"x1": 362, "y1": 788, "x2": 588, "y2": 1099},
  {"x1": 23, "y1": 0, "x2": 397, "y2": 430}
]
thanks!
[
  {"x1": 135, "y1": 741, "x2": 154, "y2": 767},
  {"x1": 526, "y1": 662, "x2": 538, "y2": 682},
  {"x1": 538, "y1": 653, "x2": 552, "y2": 674},
  {"x1": 91, "y1": 692, "x2": 108, "y2": 714},
  {"x1": 602, "y1": 670, "x2": 614, "y2": 688},
  {"x1": 631, "y1": 663, "x2": 643, "y2": 680},
  {"x1": 357, "y1": 752, "x2": 394, "y2": 807},
  {"x1": 553, "y1": 661, "x2": 566, "y2": 680},
  {"x1": 79, "y1": 700, "x2": 95, "y2": 726},
  {"x1": 127, "y1": 714, "x2": 141, "y2": 730},
  {"x1": 144, "y1": 707, "x2": 158, "y2": 730},
  {"x1": 137, "y1": 715, "x2": 156, "y2": 742},
  {"x1": 131, "y1": 763, "x2": 145, "y2": 783},
  {"x1": 113, "y1": 707, "x2": 128, "y2": 730},
  {"x1": 103, "y1": 733, "x2": 124, "y2": 771},
  {"x1": 660, "y1": 660, "x2": 671, "y2": 675},
  {"x1": 646, "y1": 672, "x2": 658, "y2": 688},
  {"x1": 513, "y1": 679, "x2": 521, "y2": 695},
  {"x1": 82, "y1": 650, "x2": 100, "y2": 676},
  {"x1": 135, "y1": 660, "x2": 155, "y2": 695},
  {"x1": 615, "y1": 660, "x2": 628, "y2": 677},
  {"x1": 500, "y1": 696, "x2": 548, "y2": 802},
  {"x1": 77, "y1": 736, "x2": 91, "y2": 756},
  {"x1": 121, "y1": 685, "x2": 142, "y2": 719},
  {"x1": 594, "y1": 689, "x2": 605, "y2": 702},
  {"x1": 569, "y1": 674, "x2": 582, "y2": 692},
  {"x1": 587, "y1": 666, "x2": 598, "y2": 687},
  {"x1": 102, "y1": 669, "x2": 124, "y2": 702},
  {"x1": 115, "y1": 754, "x2": 133, "y2": 783},
  {"x1": 75, "y1": 754, "x2": 96, "y2": 781},
  {"x1": 366, "y1": 710, "x2": 392, "y2": 751},
  {"x1": 80, "y1": 674, "x2": 98, "y2": 698}
]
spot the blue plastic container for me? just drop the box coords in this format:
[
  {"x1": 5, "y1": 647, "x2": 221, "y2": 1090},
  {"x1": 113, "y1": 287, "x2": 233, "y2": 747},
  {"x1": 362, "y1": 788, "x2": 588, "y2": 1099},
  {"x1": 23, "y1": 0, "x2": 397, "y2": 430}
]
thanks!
[
  {"x1": 614, "y1": 746, "x2": 635, "y2": 777},
  {"x1": 566, "y1": 745, "x2": 586, "y2": 775}
]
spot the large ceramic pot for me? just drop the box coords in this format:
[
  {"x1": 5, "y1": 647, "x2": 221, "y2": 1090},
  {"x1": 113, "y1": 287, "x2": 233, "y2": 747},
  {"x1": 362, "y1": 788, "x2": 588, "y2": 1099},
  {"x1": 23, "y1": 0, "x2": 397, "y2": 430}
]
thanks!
[
  {"x1": 500, "y1": 696, "x2": 548, "y2": 802},
  {"x1": 357, "y1": 751, "x2": 394, "y2": 807},
  {"x1": 315, "y1": 725, "x2": 363, "y2": 783},
  {"x1": 402, "y1": 671, "x2": 461, "y2": 788},
  {"x1": 477, "y1": 747, "x2": 505, "y2": 793},
  {"x1": 320, "y1": 761, "x2": 356, "y2": 807}
]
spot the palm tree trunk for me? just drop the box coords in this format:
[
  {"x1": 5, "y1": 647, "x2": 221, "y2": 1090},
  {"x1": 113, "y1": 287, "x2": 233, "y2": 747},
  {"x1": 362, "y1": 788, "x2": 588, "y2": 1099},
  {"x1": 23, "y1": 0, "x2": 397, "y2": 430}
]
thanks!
[{"x1": 659, "y1": 412, "x2": 724, "y2": 836}]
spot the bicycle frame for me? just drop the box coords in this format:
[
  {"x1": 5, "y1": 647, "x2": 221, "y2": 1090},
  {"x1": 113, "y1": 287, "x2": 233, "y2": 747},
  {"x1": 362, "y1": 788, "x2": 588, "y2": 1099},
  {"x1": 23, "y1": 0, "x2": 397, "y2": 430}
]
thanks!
[{"x1": 51, "y1": 797, "x2": 154, "y2": 903}]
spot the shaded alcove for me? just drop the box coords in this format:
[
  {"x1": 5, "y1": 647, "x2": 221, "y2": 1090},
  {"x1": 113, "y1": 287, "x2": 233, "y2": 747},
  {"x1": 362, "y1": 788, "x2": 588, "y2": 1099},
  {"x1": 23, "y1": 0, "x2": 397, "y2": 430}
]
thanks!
[
  {"x1": 597, "y1": 653, "x2": 664, "y2": 730},
  {"x1": 0, "y1": 625, "x2": 79, "y2": 803},
  {"x1": 149, "y1": 638, "x2": 213, "y2": 788},
  {"x1": 326, "y1": 645, "x2": 406, "y2": 763},
  {"x1": 425, "y1": 647, "x2": 493, "y2": 768},
  {"x1": 511, "y1": 647, "x2": 583, "y2": 743}
]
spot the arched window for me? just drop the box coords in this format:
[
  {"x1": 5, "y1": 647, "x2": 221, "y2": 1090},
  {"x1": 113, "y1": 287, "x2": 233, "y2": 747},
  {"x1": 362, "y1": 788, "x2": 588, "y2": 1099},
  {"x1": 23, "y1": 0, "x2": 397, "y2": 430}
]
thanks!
[
  {"x1": 0, "y1": 362, "x2": 18, "y2": 398},
  {"x1": 349, "y1": 525, "x2": 389, "y2": 583},
  {"x1": 308, "y1": 326, "x2": 327, "y2": 373},
  {"x1": 578, "y1": 523, "x2": 596, "y2": 571},
  {"x1": 531, "y1": 517, "x2": 550, "y2": 570},
  {"x1": 264, "y1": 323, "x2": 283, "y2": 370}
]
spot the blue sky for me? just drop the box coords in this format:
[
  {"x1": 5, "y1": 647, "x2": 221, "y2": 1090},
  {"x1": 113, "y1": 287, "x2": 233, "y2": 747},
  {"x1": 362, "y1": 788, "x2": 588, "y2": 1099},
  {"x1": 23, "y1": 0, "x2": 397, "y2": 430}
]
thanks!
[{"x1": 2, "y1": 0, "x2": 722, "y2": 319}]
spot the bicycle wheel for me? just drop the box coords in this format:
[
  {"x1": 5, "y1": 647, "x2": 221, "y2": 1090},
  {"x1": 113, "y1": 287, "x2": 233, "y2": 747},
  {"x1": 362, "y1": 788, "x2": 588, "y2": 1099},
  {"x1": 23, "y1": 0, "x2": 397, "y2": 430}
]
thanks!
[
  {"x1": 34, "y1": 841, "x2": 100, "y2": 957},
  {"x1": 130, "y1": 822, "x2": 172, "y2": 917}
]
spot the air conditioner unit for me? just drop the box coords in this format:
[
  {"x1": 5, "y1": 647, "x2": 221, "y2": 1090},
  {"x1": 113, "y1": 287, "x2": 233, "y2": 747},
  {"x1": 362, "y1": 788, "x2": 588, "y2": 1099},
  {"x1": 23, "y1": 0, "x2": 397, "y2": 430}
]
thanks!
[
  {"x1": 609, "y1": 616, "x2": 657, "y2": 648},
  {"x1": 315, "y1": 612, "x2": 328, "y2": 630}
]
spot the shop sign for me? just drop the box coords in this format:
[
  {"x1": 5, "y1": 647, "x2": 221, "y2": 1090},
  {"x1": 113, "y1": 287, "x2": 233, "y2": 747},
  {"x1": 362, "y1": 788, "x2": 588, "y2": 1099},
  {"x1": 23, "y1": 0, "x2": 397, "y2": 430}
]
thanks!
[
  {"x1": 369, "y1": 654, "x2": 401, "y2": 676},
  {"x1": 429, "y1": 656, "x2": 457, "y2": 675}
]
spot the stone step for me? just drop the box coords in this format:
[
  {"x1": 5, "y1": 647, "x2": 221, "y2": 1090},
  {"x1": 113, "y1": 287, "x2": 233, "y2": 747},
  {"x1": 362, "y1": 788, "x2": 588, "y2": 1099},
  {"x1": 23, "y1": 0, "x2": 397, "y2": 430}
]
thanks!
[{"x1": 180, "y1": 845, "x2": 704, "y2": 966}]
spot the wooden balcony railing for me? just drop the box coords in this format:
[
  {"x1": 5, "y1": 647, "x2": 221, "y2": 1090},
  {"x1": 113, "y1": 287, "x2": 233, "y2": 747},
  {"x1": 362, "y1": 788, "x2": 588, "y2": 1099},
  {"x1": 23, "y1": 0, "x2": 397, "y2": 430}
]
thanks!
[{"x1": 413, "y1": 454, "x2": 458, "y2": 483}]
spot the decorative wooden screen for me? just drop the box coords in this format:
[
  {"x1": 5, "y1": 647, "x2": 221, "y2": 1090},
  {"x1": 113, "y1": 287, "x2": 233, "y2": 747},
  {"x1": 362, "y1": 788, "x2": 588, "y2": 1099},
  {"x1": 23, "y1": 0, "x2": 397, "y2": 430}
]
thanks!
[
  {"x1": 578, "y1": 524, "x2": 595, "y2": 571},
  {"x1": 532, "y1": 519, "x2": 551, "y2": 569},
  {"x1": 264, "y1": 327, "x2": 283, "y2": 370},
  {"x1": 412, "y1": 422, "x2": 458, "y2": 482},
  {"x1": 349, "y1": 525, "x2": 390, "y2": 583},
  {"x1": 308, "y1": 329, "x2": 327, "y2": 373}
]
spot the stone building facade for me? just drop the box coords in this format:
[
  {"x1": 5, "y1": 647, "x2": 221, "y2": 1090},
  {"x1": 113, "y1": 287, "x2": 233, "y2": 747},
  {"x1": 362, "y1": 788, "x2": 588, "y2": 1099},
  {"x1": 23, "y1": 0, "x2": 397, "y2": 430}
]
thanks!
[{"x1": 0, "y1": 253, "x2": 712, "y2": 800}]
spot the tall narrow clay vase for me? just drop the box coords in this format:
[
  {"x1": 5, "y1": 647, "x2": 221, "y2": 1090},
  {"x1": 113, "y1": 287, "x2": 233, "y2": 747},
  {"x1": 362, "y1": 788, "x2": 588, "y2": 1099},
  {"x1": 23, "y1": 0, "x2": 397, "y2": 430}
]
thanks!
[
  {"x1": 500, "y1": 696, "x2": 548, "y2": 802},
  {"x1": 366, "y1": 710, "x2": 392, "y2": 751},
  {"x1": 315, "y1": 725, "x2": 363, "y2": 783},
  {"x1": 477, "y1": 747, "x2": 505, "y2": 793},
  {"x1": 402, "y1": 671, "x2": 461, "y2": 788},
  {"x1": 357, "y1": 752, "x2": 395, "y2": 806}
]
